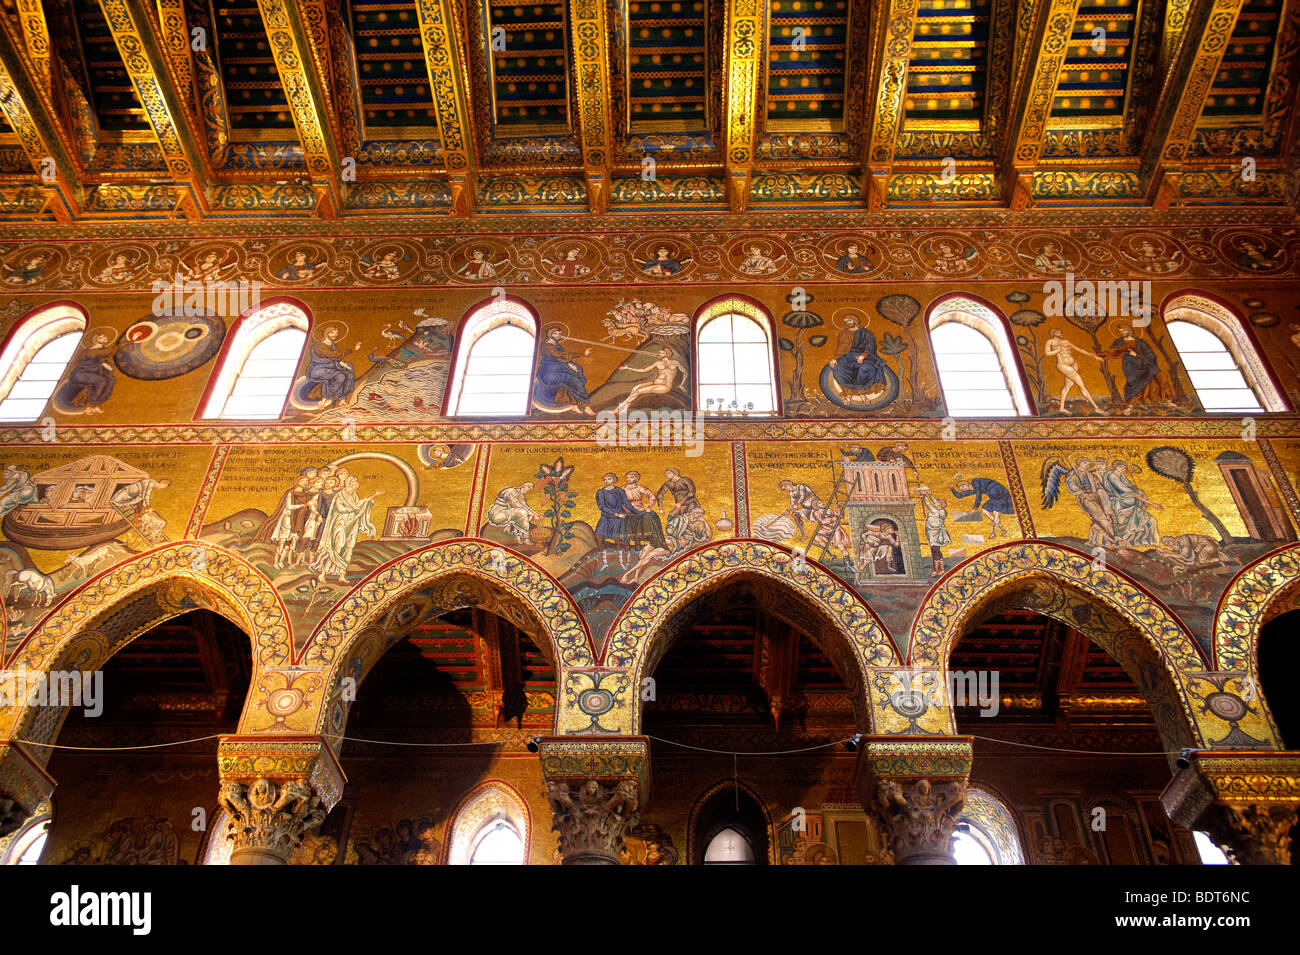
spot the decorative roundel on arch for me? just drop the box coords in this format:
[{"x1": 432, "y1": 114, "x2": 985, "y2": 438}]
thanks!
[
  {"x1": 0, "y1": 543, "x2": 289, "y2": 740},
  {"x1": 908, "y1": 542, "x2": 1206, "y2": 673},
  {"x1": 603, "y1": 539, "x2": 899, "y2": 691},
  {"x1": 1214, "y1": 544, "x2": 1300, "y2": 673}
]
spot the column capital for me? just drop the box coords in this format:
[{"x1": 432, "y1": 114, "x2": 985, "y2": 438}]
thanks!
[
  {"x1": 537, "y1": 736, "x2": 650, "y2": 865},
  {"x1": 216, "y1": 735, "x2": 346, "y2": 864},
  {"x1": 854, "y1": 736, "x2": 973, "y2": 865},
  {"x1": 1162, "y1": 750, "x2": 1300, "y2": 865},
  {"x1": 0, "y1": 740, "x2": 55, "y2": 838}
]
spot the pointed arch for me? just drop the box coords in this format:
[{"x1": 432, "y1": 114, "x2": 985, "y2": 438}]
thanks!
[
  {"x1": 1162, "y1": 292, "x2": 1285, "y2": 413},
  {"x1": 443, "y1": 295, "x2": 539, "y2": 417},
  {"x1": 926, "y1": 293, "x2": 1035, "y2": 417},
  {"x1": 198, "y1": 297, "x2": 310, "y2": 420},
  {"x1": 444, "y1": 780, "x2": 532, "y2": 865},
  {"x1": 0, "y1": 542, "x2": 287, "y2": 758},
  {"x1": 910, "y1": 542, "x2": 1208, "y2": 756},
  {"x1": 0, "y1": 301, "x2": 88, "y2": 422},
  {"x1": 959, "y1": 787, "x2": 1025, "y2": 865},
  {"x1": 301, "y1": 540, "x2": 593, "y2": 742},
  {"x1": 693, "y1": 294, "x2": 780, "y2": 416},
  {"x1": 1214, "y1": 543, "x2": 1300, "y2": 675},
  {"x1": 603, "y1": 540, "x2": 900, "y2": 734},
  {"x1": 687, "y1": 778, "x2": 775, "y2": 865}
]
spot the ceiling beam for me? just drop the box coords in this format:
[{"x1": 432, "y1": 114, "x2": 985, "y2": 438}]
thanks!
[
  {"x1": 255, "y1": 0, "x2": 345, "y2": 217},
  {"x1": 721, "y1": 0, "x2": 764, "y2": 213},
  {"x1": 568, "y1": 0, "x2": 613, "y2": 214},
  {"x1": 154, "y1": 0, "x2": 195, "y2": 114},
  {"x1": 1160, "y1": 0, "x2": 1193, "y2": 76},
  {"x1": 0, "y1": 21, "x2": 81, "y2": 220},
  {"x1": 998, "y1": 0, "x2": 1080, "y2": 209},
  {"x1": 98, "y1": 0, "x2": 211, "y2": 217},
  {"x1": 862, "y1": 0, "x2": 918, "y2": 210},
  {"x1": 1142, "y1": 0, "x2": 1248, "y2": 207},
  {"x1": 13, "y1": 0, "x2": 52, "y2": 89},
  {"x1": 414, "y1": 0, "x2": 477, "y2": 216}
]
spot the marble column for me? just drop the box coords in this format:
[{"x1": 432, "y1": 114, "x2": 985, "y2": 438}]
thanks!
[
  {"x1": 1162, "y1": 751, "x2": 1300, "y2": 865},
  {"x1": 0, "y1": 740, "x2": 56, "y2": 839},
  {"x1": 537, "y1": 736, "x2": 650, "y2": 865},
  {"x1": 216, "y1": 735, "x2": 346, "y2": 866},
  {"x1": 855, "y1": 736, "x2": 972, "y2": 865}
]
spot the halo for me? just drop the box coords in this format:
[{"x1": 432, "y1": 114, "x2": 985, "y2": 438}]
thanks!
[
  {"x1": 188, "y1": 245, "x2": 230, "y2": 264},
  {"x1": 830, "y1": 307, "x2": 867, "y2": 331},
  {"x1": 315, "y1": 321, "x2": 349, "y2": 341},
  {"x1": 541, "y1": 322, "x2": 570, "y2": 338},
  {"x1": 84, "y1": 325, "x2": 120, "y2": 346}
]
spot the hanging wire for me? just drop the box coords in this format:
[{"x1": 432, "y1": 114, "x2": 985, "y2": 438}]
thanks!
[{"x1": 11, "y1": 731, "x2": 1176, "y2": 759}]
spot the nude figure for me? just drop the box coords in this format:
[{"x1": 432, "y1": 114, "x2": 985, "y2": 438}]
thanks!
[
  {"x1": 1044, "y1": 328, "x2": 1103, "y2": 413},
  {"x1": 616, "y1": 347, "x2": 685, "y2": 413}
]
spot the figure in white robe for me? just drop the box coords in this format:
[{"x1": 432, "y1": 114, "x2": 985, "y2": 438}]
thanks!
[{"x1": 311, "y1": 476, "x2": 381, "y2": 582}]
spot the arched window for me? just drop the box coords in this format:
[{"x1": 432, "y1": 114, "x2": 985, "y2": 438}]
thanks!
[
  {"x1": 1163, "y1": 294, "x2": 1283, "y2": 413},
  {"x1": 695, "y1": 297, "x2": 778, "y2": 415},
  {"x1": 200, "y1": 809, "x2": 234, "y2": 865},
  {"x1": 928, "y1": 296, "x2": 1033, "y2": 417},
  {"x1": 952, "y1": 825, "x2": 996, "y2": 865},
  {"x1": 469, "y1": 819, "x2": 525, "y2": 865},
  {"x1": 689, "y1": 782, "x2": 770, "y2": 864},
  {"x1": 1193, "y1": 831, "x2": 1230, "y2": 865},
  {"x1": 0, "y1": 303, "x2": 87, "y2": 422},
  {"x1": 445, "y1": 298, "x2": 537, "y2": 417},
  {"x1": 200, "y1": 300, "x2": 309, "y2": 419},
  {"x1": 703, "y1": 826, "x2": 757, "y2": 864},
  {"x1": 1, "y1": 801, "x2": 52, "y2": 865},
  {"x1": 954, "y1": 788, "x2": 1024, "y2": 865},
  {"x1": 444, "y1": 782, "x2": 531, "y2": 865}
]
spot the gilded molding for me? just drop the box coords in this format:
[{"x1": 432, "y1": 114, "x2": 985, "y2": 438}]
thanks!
[
  {"x1": 414, "y1": 0, "x2": 477, "y2": 214},
  {"x1": 255, "y1": 0, "x2": 344, "y2": 214},
  {"x1": 721, "y1": 0, "x2": 763, "y2": 212},
  {"x1": 568, "y1": 0, "x2": 613, "y2": 213}
]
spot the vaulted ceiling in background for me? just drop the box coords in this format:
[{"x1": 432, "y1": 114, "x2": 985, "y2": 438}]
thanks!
[{"x1": 0, "y1": 0, "x2": 1293, "y2": 220}]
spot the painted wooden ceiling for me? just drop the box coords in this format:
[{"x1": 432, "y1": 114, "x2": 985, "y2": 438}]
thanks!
[{"x1": 0, "y1": 0, "x2": 1293, "y2": 220}]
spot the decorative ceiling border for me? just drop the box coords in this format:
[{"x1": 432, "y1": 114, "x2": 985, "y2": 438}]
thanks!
[{"x1": 0, "y1": 203, "x2": 1296, "y2": 240}]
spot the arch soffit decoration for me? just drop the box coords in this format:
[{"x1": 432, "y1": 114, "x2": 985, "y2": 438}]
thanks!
[
  {"x1": 961, "y1": 786, "x2": 1026, "y2": 865},
  {"x1": 444, "y1": 780, "x2": 532, "y2": 865},
  {"x1": 603, "y1": 541, "x2": 900, "y2": 734},
  {"x1": 300, "y1": 541, "x2": 593, "y2": 738},
  {"x1": 1213, "y1": 544, "x2": 1300, "y2": 674},
  {"x1": 909, "y1": 542, "x2": 1217, "y2": 752},
  {"x1": 0, "y1": 543, "x2": 281, "y2": 747}
]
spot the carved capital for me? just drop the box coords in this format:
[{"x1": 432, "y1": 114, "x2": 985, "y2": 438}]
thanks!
[
  {"x1": 1162, "y1": 751, "x2": 1300, "y2": 865},
  {"x1": 537, "y1": 736, "x2": 650, "y2": 865},
  {"x1": 1201, "y1": 803, "x2": 1297, "y2": 865},
  {"x1": 218, "y1": 777, "x2": 327, "y2": 864},
  {"x1": 544, "y1": 777, "x2": 641, "y2": 865},
  {"x1": 0, "y1": 741, "x2": 55, "y2": 838},
  {"x1": 866, "y1": 776, "x2": 967, "y2": 865},
  {"x1": 216, "y1": 734, "x2": 345, "y2": 865},
  {"x1": 854, "y1": 736, "x2": 972, "y2": 865}
]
